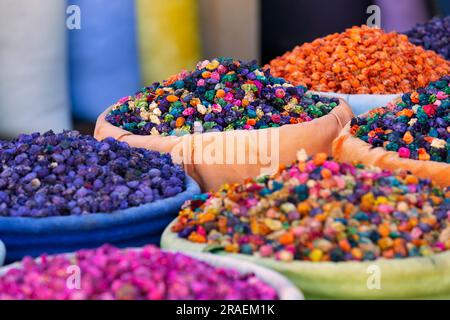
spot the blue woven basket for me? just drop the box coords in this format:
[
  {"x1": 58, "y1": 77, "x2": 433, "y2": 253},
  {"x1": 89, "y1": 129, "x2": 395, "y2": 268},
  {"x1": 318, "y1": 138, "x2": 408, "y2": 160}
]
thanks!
[{"x1": 0, "y1": 176, "x2": 200, "y2": 264}]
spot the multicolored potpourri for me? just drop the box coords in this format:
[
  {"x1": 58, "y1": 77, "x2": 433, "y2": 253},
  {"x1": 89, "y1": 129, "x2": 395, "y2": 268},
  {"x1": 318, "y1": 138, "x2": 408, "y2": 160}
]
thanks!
[
  {"x1": 106, "y1": 57, "x2": 340, "y2": 136},
  {"x1": 172, "y1": 152, "x2": 450, "y2": 262},
  {"x1": 351, "y1": 75, "x2": 450, "y2": 163}
]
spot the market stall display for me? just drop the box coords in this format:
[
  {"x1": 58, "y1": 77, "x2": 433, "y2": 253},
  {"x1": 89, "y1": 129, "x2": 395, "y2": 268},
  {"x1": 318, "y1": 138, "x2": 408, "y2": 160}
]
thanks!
[
  {"x1": 3, "y1": 2, "x2": 450, "y2": 301},
  {"x1": 95, "y1": 58, "x2": 354, "y2": 191},
  {"x1": 0, "y1": 131, "x2": 200, "y2": 263},
  {"x1": 161, "y1": 152, "x2": 450, "y2": 299},
  {"x1": 333, "y1": 75, "x2": 450, "y2": 187},
  {"x1": 268, "y1": 25, "x2": 450, "y2": 115},
  {"x1": 0, "y1": 245, "x2": 303, "y2": 300}
]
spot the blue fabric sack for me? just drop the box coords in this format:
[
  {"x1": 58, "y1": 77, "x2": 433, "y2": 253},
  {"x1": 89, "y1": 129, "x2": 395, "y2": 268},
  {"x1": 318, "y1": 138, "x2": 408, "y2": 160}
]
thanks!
[
  {"x1": 0, "y1": 176, "x2": 200, "y2": 264},
  {"x1": 68, "y1": 0, "x2": 141, "y2": 122}
]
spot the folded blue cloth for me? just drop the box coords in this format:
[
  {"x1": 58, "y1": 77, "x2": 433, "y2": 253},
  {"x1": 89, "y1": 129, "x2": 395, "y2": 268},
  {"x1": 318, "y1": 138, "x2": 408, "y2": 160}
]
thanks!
[{"x1": 68, "y1": 0, "x2": 141, "y2": 122}]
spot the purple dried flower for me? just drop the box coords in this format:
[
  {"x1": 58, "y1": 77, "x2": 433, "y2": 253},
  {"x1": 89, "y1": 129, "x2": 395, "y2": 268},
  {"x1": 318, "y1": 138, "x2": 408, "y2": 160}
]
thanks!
[
  {"x1": 0, "y1": 131, "x2": 186, "y2": 217},
  {"x1": 405, "y1": 16, "x2": 450, "y2": 60}
]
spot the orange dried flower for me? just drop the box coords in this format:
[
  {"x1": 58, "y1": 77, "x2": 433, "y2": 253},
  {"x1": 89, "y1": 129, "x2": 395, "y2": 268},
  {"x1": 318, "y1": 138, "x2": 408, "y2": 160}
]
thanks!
[
  {"x1": 268, "y1": 25, "x2": 450, "y2": 94},
  {"x1": 403, "y1": 131, "x2": 414, "y2": 144}
]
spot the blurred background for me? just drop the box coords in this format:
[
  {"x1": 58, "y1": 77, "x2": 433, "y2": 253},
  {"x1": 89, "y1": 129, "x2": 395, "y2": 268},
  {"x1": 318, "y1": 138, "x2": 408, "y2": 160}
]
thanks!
[{"x1": 0, "y1": 0, "x2": 449, "y2": 138}]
